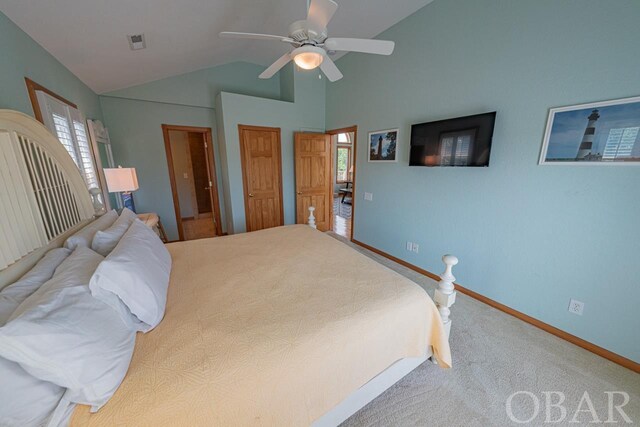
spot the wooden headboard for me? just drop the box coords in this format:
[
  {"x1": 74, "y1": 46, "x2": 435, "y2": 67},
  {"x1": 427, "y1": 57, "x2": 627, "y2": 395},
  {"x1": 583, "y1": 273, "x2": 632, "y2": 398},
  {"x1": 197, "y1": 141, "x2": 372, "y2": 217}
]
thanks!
[{"x1": 0, "y1": 109, "x2": 99, "y2": 288}]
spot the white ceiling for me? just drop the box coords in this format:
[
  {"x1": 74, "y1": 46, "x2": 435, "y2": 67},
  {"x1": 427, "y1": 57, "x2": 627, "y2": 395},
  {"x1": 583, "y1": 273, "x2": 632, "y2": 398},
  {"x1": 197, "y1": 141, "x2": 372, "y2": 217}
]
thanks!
[{"x1": 1, "y1": 0, "x2": 434, "y2": 93}]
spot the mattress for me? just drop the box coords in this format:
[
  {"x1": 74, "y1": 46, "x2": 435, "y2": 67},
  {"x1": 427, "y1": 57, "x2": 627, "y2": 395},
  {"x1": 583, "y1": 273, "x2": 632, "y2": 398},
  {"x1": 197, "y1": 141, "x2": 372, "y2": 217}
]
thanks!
[{"x1": 71, "y1": 225, "x2": 451, "y2": 426}]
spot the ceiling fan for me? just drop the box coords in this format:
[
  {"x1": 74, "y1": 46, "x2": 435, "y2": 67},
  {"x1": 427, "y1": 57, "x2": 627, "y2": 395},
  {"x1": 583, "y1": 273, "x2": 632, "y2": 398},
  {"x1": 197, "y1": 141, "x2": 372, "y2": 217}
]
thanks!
[{"x1": 219, "y1": 0, "x2": 395, "y2": 82}]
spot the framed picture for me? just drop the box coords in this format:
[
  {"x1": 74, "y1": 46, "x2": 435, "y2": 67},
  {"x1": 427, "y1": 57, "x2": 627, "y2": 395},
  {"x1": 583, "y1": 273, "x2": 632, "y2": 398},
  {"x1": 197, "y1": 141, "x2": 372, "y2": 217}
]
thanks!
[
  {"x1": 539, "y1": 96, "x2": 640, "y2": 165},
  {"x1": 368, "y1": 128, "x2": 398, "y2": 162}
]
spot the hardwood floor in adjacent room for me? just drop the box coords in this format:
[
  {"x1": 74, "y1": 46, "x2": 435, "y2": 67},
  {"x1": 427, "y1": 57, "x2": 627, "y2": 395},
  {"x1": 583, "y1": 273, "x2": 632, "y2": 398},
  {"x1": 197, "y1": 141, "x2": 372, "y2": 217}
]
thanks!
[{"x1": 182, "y1": 217, "x2": 216, "y2": 240}]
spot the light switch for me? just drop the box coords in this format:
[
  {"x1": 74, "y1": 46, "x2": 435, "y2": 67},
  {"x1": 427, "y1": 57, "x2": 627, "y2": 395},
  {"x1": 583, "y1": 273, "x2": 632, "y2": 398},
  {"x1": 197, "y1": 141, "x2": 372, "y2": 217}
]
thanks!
[{"x1": 364, "y1": 192, "x2": 373, "y2": 201}]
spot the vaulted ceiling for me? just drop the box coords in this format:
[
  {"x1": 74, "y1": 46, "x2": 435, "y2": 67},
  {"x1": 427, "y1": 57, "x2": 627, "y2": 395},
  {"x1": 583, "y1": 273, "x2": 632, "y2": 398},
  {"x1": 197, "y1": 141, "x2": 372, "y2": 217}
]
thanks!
[{"x1": 0, "y1": 0, "x2": 434, "y2": 93}]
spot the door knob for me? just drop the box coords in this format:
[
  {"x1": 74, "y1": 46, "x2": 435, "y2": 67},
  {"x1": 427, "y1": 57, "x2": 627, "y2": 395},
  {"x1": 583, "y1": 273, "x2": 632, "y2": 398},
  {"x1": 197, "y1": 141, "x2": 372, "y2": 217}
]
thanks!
[
  {"x1": 249, "y1": 193, "x2": 254, "y2": 197},
  {"x1": 297, "y1": 191, "x2": 302, "y2": 195}
]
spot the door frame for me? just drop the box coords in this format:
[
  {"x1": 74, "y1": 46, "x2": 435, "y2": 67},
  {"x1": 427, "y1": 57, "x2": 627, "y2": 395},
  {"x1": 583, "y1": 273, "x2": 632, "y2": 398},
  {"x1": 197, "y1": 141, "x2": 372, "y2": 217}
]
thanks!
[
  {"x1": 162, "y1": 124, "x2": 223, "y2": 240},
  {"x1": 326, "y1": 125, "x2": 358, "y2": 241},
  {"x1": 238, "y1": 124, "x2": 284, "y2": 232}
]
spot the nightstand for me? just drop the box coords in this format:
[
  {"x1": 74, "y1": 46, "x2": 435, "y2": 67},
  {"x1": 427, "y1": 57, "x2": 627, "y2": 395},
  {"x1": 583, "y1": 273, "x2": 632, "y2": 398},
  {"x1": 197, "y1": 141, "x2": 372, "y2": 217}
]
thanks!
[{"x1": 137, "y1": 213, "x2": 168, "y2": 243}]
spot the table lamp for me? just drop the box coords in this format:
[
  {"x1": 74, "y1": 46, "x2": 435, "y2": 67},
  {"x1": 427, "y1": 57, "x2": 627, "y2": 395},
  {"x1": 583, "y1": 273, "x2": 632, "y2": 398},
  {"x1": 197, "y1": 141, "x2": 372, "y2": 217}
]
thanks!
[{"x1": 104, "y1": 166, "x2": 139, "y2": 212}]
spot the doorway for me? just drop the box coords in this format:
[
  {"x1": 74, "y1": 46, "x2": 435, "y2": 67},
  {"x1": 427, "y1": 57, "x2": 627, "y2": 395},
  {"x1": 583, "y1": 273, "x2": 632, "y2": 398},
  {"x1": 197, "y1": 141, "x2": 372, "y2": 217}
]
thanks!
[
  {"x1": 162, "y1": 124, "x2": 223, "y2": 241},
  {"x1": 238, "y1": 125, "x2": 284, "y2": 232},
  {"x1": 327, "y1": 126, "x2": 357, "y2": 240}
]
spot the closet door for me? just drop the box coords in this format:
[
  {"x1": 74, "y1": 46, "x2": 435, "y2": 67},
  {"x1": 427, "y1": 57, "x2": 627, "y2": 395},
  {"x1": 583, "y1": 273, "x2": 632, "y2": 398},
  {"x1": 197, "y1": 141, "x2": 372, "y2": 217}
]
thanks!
[{"x1": 238, "y1": 125, "x2": 284, "y2": 232}]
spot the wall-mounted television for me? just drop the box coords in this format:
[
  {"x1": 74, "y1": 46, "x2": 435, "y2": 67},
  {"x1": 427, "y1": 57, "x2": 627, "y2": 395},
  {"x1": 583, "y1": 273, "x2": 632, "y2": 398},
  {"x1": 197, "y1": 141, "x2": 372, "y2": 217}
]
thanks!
[{"x1": 409, "y1": 112, "x2": 496, "y2": 167}]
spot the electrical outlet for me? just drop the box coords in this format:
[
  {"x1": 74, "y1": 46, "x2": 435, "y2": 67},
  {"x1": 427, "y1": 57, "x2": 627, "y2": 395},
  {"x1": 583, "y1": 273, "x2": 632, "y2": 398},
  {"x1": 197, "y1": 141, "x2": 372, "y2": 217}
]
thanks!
[
  {"x1": 364, "y1": 192, "x2": 373, "y2": 201},
  {"x1": 406, "y1": 241, "x2": 413, "y2": 251},
  {"x1": 412, "y1": 243, "x2": 419, "y2": 253},
  {"x1": 568, "y1": 299, "x2": 585, "y2": 316}
]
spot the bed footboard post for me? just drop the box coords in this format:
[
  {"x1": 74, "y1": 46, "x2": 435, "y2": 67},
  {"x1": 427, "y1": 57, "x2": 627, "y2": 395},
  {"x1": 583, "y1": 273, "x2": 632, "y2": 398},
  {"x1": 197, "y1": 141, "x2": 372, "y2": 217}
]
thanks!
[
  {"x1": 434, "y1": 254, "x2": 458, "y2": 338},
  {"x1": 307, "y1": 206, "x2": 317, "y2": 229}
]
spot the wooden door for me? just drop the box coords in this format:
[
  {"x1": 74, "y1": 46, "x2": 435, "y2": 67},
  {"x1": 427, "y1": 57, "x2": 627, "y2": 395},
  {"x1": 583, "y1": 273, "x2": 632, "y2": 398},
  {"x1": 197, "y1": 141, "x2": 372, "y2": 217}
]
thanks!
[
  {"x1": 187, "y1": 132, "x2": 213, "y2": 219},
  {"x1": 239, "y1": 125, "x2": 284, "y2": 232},
  {"x1": 294, "y1": 132, "x2": 332, "y2": 231}
]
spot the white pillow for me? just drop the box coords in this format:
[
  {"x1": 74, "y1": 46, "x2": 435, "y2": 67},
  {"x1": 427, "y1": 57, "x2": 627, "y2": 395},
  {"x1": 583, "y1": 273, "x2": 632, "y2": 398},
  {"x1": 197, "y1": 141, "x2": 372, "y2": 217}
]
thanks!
[
  {"x1": 0, "y1": 357, "x2": 65, "y2": 427},
  {"x1": 0, "y1": 247, "x2": 70, "y2": 325},
  {"x1": 0, "y1": 247, "x2": 136, "y2": 411},
  {"x1": 90, "y1": 219, "x2": 172, "y2": 332},
  {"x1": 91, "y1": 208, "x2": 138, "y2": 256},
  {"x1": 63, "y1": 209, "x2": 118, "y2": 250}
]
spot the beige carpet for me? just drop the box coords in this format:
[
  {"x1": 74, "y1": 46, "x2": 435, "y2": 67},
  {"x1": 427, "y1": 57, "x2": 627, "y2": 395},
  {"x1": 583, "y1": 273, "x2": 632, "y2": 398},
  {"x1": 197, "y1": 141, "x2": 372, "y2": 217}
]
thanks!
[{"x1": 327, "y1": 232, "x2": 640, "y2": 426}]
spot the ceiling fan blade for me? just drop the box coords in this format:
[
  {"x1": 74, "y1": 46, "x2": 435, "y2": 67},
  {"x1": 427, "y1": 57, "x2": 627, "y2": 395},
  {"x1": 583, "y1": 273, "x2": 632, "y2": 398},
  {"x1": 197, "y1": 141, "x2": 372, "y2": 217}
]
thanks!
[
  {"x1": 259, "y1": 53, "x2": 293, "y2": 79},
  {"x1": 319, "y1": 57, "x2": 343, "y2": 82},
  {"x1": 324, "y1": 38, "x2": 395, "y2": 55},
  {"x1": 219, "y1": 32, "x2": 295, "y2": 43},
  {"x1": 307, "y1": 0, "x2": 338, "y2": 29}
]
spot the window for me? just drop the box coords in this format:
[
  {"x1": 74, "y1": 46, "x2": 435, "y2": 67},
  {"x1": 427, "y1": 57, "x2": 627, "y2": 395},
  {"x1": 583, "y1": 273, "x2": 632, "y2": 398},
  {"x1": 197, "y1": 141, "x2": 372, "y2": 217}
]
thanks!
[
  {"x1": 337, "y1": 132, "x2": 350, "y2": 144},
  {"x1": 336, "y1": 146, "x2": 351, "y2": 183},
  {"x1": 32, "y1": 87, "x2": 100, "y2": 192}
]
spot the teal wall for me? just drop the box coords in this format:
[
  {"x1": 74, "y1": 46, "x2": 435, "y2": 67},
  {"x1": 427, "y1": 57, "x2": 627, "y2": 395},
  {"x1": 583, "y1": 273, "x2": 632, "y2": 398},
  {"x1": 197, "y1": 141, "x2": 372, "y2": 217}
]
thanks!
[
  {"x1": 105, "y1": 61, "x2": 281, "y2": 109},
  {"x1": 102, "y1": 62, "x2": 325, "y2": 240},
  {"x1": 99, "y1": 96, "x2": 222, "y2": 240},
  {"x1": 216, "y1": 65, "x2": 326, "y2": 233},
  {"x1": 326, "y1": 0, "x2": 640, "y2": 362},
  {"x1": 0, "y1": 12, "x2": 102, "y2": 121},
  {"x1": 99, "y1": 61, "x2": 286, "y2": 240},
  {"x1": 4, "y1": 0, "x2": 635, "y2": 362}
]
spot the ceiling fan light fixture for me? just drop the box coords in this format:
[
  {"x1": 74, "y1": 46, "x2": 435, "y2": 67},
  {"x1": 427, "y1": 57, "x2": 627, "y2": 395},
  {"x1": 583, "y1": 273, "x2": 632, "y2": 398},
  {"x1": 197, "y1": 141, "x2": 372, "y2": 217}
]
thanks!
[
  {"x1": 221, "y1": 0, "x2": 393, "y2": 83},
  {"x1": 292, "y1": 45, "x2": 325, "y2": 70}
]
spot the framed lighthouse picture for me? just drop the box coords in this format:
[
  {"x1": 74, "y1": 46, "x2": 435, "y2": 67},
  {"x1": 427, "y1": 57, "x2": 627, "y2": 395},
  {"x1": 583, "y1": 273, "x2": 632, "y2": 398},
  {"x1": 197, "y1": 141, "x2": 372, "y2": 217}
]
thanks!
[
  {"x1": 539, "y1": 95, "x2": 640, "y2": 165},
  {"x1": 368, "y1": 128, "x2": 398, "y2": 162}
]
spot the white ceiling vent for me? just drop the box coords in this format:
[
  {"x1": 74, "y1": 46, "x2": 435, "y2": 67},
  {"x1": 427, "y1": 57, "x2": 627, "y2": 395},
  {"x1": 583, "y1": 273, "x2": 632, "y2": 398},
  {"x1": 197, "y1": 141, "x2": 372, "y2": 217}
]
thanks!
[{"x1": 127, "y1": 34, "x2": 146, "y2": 51}]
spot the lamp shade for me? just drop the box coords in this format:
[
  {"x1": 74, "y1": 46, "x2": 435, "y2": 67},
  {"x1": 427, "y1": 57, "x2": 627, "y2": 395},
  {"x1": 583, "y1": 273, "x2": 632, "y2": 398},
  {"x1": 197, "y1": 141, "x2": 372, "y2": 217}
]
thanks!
[
  {"x1": 292, "y1": 46, "x2": 324, "y2": 70},
  {"x1": 104, "y1": 167, "x2": 139, "y2": 193}
]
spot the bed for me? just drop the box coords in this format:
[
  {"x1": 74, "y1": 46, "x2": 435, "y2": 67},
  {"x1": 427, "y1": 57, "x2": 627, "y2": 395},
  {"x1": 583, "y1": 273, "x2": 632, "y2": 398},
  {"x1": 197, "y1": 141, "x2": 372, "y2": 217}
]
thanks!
[{"x1": 0, "y1": 110, "x2": 457, "y2": 426}]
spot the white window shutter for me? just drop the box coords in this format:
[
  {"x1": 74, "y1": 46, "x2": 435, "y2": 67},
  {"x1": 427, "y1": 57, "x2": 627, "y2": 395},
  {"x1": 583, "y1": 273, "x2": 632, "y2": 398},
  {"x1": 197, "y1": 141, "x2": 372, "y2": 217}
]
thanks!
[
  {"x1": 69, "y1": 109, "x2": 99, "y2": 190},
  {"x1": 35, "y1": 91, "x2": 104, "y2": 199}
]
